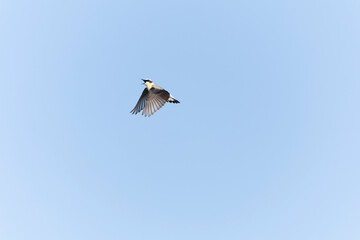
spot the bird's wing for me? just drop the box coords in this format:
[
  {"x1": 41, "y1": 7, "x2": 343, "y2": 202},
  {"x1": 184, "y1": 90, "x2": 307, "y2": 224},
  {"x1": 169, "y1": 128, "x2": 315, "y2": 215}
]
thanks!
[
  {"x1": 130, "y1": 88, "x2": 149, "y2": 115},
  {"x1": 142, "y1": 89, "x2": 170, "y2": 117}
]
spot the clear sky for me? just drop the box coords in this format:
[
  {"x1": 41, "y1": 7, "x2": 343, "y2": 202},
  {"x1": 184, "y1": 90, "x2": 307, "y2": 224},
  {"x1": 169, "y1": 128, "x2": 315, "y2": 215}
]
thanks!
[{"x1": 1, "y1": 0, "x2": 360, "y2": 239}]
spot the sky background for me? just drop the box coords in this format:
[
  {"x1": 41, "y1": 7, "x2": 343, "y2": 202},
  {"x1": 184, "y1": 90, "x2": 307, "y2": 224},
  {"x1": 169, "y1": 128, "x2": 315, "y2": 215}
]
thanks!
[{"x1": 1, "y1": 0, "x2": 360, "y2": 239}]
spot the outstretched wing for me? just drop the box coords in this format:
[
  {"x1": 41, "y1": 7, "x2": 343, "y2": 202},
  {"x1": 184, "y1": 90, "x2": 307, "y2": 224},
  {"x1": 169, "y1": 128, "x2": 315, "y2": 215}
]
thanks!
[
  {"x1": 130, "y1": 88, "x2": 149, "y2": 115},
  {"x1": 142, "y1": 89, "x2": 170, "y2": 117}
]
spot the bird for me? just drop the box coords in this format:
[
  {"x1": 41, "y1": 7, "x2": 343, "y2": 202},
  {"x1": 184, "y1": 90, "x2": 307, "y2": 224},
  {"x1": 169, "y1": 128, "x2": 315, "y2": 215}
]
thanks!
[{"x1": 130, "y1": 79, "x2": 180, "y2": 117}]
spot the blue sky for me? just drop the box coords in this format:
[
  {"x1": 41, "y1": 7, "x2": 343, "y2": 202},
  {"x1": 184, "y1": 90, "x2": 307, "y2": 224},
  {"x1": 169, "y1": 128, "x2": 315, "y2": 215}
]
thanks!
[{"x1": 1, "y1": 0, "x2": 360, "y2": 239}]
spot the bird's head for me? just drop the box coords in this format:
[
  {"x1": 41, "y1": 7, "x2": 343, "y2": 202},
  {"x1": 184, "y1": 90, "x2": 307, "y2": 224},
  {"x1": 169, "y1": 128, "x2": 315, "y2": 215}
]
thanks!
[
  {"x1": 142, "y1": 78, "x2": 153, "y2": 83},
  {"x1": 141, "y1": 78, "x2": 154, "y2": 89}
]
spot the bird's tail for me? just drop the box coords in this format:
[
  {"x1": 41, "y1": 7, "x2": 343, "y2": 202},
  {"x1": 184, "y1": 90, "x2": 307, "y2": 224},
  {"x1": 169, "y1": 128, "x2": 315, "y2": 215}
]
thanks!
[{"x1": 168, "y1": 95, "x2": 180, "y2": 104}]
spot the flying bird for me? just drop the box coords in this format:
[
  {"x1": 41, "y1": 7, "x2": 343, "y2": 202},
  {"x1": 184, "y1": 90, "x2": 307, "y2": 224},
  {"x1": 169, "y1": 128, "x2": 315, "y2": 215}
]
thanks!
[{"x1": 130, "y1": 79, "x2": 180, "y2": 117}]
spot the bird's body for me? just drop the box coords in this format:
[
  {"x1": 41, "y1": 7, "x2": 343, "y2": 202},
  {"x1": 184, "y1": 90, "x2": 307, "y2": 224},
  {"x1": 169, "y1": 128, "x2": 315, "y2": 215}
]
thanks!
[{"x1": 130, "y1": 79, "x2": 180, "y2": 117}]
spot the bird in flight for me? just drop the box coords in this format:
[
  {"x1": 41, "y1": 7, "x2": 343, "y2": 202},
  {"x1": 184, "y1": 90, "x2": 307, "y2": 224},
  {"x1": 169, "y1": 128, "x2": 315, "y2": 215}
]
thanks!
[{"x1": 130, "y1": 79, "x2": 180, "y2": 117}]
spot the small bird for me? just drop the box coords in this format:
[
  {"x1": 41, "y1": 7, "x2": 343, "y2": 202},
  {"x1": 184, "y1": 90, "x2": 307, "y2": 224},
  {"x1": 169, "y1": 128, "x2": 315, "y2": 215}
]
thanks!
[{"x1": 130, "y1": 79, "x2": 180, "y2": 117}]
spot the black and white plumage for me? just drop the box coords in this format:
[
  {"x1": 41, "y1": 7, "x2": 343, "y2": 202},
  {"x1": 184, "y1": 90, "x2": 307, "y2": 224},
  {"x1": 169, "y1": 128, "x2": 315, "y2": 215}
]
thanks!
[{"x1": 130, "y1": 79, "x2": 180, "y2": 117}]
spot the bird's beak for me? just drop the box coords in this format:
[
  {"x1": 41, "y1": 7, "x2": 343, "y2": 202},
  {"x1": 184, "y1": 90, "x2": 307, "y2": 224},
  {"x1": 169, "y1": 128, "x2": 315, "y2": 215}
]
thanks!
[{"x1": 141, "y1": 79, "x2": 146, "y2": 84}]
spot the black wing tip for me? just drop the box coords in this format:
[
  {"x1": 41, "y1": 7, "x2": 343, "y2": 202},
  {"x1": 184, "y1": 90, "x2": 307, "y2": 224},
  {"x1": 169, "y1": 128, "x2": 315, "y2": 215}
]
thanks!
[{"x1": 130, "y1": 109, "x2": 139, "y2": 115}]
